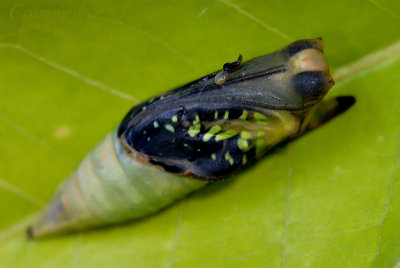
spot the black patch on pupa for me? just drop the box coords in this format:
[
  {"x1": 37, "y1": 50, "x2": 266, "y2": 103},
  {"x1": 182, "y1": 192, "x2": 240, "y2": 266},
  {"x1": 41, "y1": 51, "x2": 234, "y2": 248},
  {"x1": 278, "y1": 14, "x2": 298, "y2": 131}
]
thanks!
[
  {"x1": 287, "y1": 39, "x2": 322, "y2": 56},
  {"x1": 292, "y1": 71, "x2": 327, "y2": 99}
]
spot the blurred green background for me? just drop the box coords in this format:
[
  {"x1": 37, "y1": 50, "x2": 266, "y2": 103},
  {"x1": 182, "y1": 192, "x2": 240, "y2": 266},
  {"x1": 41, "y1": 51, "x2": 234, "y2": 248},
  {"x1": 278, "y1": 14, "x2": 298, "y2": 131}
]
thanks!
[{"x1": 1, "y1": 0, "x2": 400, "y2": 267}]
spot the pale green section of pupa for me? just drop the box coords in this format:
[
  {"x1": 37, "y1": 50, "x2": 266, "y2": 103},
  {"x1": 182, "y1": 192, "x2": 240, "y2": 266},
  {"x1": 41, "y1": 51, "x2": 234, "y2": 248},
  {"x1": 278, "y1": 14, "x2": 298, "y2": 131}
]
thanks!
[{"x1": 29, "y1": 129, "x2": 207, "y2": 238}]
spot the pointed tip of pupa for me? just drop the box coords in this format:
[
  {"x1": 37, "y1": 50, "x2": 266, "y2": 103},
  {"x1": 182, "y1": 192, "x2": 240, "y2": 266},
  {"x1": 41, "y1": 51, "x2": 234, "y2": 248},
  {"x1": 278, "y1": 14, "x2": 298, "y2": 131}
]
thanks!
[{"x1": 26, "y1": 225, "x2": 35, "y2": 240}]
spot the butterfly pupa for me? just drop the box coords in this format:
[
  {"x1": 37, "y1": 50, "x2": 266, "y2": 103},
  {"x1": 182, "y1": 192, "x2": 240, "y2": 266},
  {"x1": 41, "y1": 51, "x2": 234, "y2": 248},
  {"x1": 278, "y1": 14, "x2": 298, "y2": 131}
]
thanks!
[{"x1": 28, "y1": 38, "x2": 354, "y2": 238}]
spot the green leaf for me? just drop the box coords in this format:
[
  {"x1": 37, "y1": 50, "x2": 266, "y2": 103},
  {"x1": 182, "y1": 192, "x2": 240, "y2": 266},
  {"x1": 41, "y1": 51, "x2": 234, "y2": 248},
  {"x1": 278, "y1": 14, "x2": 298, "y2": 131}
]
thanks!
[{"x1": 1, "y1": 0, "x2": 400, "y2": 267}]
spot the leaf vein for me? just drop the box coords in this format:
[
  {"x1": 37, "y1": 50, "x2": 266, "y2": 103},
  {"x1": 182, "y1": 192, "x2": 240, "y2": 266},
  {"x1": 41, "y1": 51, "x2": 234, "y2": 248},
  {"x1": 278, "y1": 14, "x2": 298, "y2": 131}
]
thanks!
[
  {"x1": 371, "y1": 132, "x2": 400, "y2": 265},
  {"x1": 0, "y1": 179, "x2": 43, "y2": 207},
  {"x1": 218, "y1": 0, "x2": 294, "y2": 41},
  {"x1": 329, "y1": 224, "x2": 380, "y2": 242},
  {"x1": 87, "y1": 15, "x2": 201, "y2": 73},
  {"x1": 280, "y1": 145, "x2": 293, "y2": 268},
  {"x1": 365, "y1": 0, "x2": 400, "y2": 20},
  {"x1": 0, "y1": 43, "x2": 138, "y2": 102},
  {"x1": 166, "y1": 200, "x2": 185, "y2": 268},
  {"x1": 333, "y1": 39, "x2": 400, "y2": 86},
  {"x1": 0, "y1": 115, "x2": 58, "y2": 155}
]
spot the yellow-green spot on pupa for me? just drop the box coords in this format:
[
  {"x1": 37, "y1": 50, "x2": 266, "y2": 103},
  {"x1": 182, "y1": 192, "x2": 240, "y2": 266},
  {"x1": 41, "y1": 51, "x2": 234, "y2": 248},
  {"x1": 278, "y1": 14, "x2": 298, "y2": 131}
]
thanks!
[
  {"x1": 256, "y1": 139, "x2": 265, "y2": 155},
  {"x1": 188, "y1": 124, "x2": 201, "y2": 137},
  {"x1": 215, "y1": 129, "x2": 238, "y2": 141},
  {"x1": 214, "y1": 111, "x2": 218, "y2": 119},
  {"x1": 224, "y1": 111, "x2": 229, "y2": 120},
  {"x1": 211, "y1": 153, "x2": 216, "y2": 160},
  {"x1": 225, "y1": 152, "x2": 234, "y2": 165},
  {"x1": 240, "y1": 130, "x2": 252, "y2": 139},
  {"x1": 165, "y1": 124, "x2": 175, "y2": 133},
  {"x1": 237, "y1": 138, "x2": 249, "y2": 150},
  {"x1": 193, "y1": 115, "x2": 200, "y2": 125},
  {"x1": 239, "y1": 110, "x2": 248, "y2": 120},
  {"x1": 203, "y1": 125, "x2": 222, "y2": 142},
  {"x1": 254, "y1": 112, "x2": 267, "y2": 121},
  {"x1": 172, "y1": 115, "x2": 178, "y2": 122},
  {"x1": 242, "y1": 155, "x2": 247, "y2": 165},
  {"x1": 153, "y1": 121, "x2": 159, "y2": 128}
]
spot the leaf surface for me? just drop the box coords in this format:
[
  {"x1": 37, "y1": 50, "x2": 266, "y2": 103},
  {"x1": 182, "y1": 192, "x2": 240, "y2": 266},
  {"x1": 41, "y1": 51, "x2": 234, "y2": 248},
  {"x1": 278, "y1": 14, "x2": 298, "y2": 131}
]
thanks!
[{"x1": 1, "y1": 0, "x2": 400, "y2": 267}]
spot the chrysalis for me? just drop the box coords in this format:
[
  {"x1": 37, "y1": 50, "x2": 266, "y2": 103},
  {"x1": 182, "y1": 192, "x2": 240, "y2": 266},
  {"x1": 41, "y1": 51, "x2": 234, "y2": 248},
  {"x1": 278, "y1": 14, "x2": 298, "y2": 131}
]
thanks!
[{"x1": 28, "y1": 38, "x2": 354, "y2": 238}]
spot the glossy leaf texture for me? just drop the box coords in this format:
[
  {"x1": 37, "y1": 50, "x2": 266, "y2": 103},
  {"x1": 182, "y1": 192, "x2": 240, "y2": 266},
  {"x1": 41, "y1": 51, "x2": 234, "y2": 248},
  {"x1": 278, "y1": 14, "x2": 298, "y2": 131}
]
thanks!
[{"x1": 1, "y1": 0, "x2": 400, "y2": 267}]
